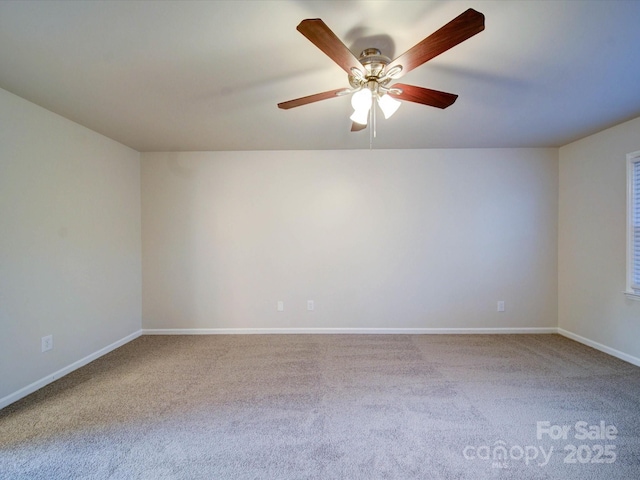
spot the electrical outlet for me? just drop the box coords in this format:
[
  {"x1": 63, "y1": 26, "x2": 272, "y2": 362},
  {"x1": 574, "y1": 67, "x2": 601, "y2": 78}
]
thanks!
[
  {"x1": 41, "y1": 335, "x2": 53, "y2": 352},
  {"x1": 497, "y1": 301, "x2": 505, "y2": 312},
  {"x1": 307, "y1": 300, "x2": 314, "y2": 311},
  {"x1": 277, "y1": 301, "x2": 284, "y2": 312}
]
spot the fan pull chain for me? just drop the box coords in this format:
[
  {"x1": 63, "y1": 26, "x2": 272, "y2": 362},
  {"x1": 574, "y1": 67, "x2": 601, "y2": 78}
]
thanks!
[
  {"x1": 369, "y1": 101, "x2": 376, "y2": 150},
  {"x1": 373, "y1": 101, "x2": 377, "y2": 139},
  {"x1": 369, "y1": 106, "x2": 373, "y2": 149}
]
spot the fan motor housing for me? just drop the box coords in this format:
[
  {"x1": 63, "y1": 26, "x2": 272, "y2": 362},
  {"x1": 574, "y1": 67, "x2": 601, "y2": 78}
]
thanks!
[
  {"x1": 358, "y1": 48, "x2": 390, "y2": 77},
  {"x1": 348, "y1": 48, "x2": 391, "y2": 89}
]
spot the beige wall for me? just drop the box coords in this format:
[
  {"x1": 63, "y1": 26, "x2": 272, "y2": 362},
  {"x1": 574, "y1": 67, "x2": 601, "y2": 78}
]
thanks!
[
  {"x1": 7, "y1": 76, "x2": 638, "y2": 406},
  {"x1": 142, "y1": 148, "x2": 558, "y2": 331},
  {"x1": 0, "y1": 88, "x2": 142, "y2": 401},
  {"x1": 559, "y1": 116, "x2": 640, "y2": 360}
]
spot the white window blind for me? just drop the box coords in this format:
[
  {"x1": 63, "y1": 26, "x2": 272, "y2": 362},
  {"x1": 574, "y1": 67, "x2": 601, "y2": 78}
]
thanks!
[
  {"x1": 632, "y1": 157, "x2": 640, "y2": 291},
  {"x1": 628, "y1": 151, "x2": 640, "y2": 298}
]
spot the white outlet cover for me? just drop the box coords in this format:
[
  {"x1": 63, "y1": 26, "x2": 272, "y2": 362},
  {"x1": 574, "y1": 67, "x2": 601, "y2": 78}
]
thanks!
[{"x1": 41, "y1": 335, "x2": 53, "y2": 352}]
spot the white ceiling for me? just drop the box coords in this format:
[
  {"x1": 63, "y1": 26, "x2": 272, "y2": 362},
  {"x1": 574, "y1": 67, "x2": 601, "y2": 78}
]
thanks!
[{"x1": 1, "y1": 0, "x2": 639, "y2": 152}]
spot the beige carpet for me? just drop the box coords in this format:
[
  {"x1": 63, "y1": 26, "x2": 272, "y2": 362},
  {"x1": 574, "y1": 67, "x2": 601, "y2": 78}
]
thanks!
[{"x1": 1, "y1": 334, "x2": 639, "y2": 479}]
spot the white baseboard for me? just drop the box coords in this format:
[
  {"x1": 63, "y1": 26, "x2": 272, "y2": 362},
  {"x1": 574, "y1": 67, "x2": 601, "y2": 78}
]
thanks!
[
  {"x1": 142, "y1": 327, "x2": 559, "y2": 335},
  {"x1": 0, "y1": 330, "x2": 142, "y2": 410},
  {"x1": 558, "y1": 328, "x2": 640, "y2": 367}
]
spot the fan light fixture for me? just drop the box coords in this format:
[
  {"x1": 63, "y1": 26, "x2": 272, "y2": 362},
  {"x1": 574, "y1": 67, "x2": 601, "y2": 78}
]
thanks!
[
  {"x1": 345, "y1": 51, "x2": 404, "y2": 128},
  {"x1": 349, "y1": 88, "x2": 401, "y2": 125}
]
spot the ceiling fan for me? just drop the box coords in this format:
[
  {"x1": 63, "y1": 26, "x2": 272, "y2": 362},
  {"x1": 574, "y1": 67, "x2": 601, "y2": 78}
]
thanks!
[{"x1": 278, "y1": 9, "x2": 485, "y2": 132}]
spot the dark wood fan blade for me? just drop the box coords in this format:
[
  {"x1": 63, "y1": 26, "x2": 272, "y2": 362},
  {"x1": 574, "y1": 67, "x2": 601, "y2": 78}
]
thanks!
[
  {"x1": 351, "y1": 121, "x2": 367, "y2": 132},
  {"x1": 297, "y1": 19, "x2": 365, "y2": 75},
  {"x1": 278, "y1": 88, "x2": 346, "y2": 109},
  {"x1": 389, "y1": 83, "x2": 458, "y2": 109},
  {"x1": 386, "y1": 9, "x2": 484, "y2": 79}
]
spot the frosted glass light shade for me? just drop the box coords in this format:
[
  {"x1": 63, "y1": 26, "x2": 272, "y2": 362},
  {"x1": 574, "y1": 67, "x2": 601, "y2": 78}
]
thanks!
[
  {"x1": 350, "y1": 108, "x2": 369, "y2": 125},
  {"x1": 350, "y1": 89, "x2": 372, "y2": 125},
  {"x1": 378, "y1": 94, "x2": 401, "y2": 119},
  {"x1": 351, "y1": 89, "x2": 372, "y2": 111}
]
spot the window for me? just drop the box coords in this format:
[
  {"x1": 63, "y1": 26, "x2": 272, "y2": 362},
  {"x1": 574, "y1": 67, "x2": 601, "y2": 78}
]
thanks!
[{"x1": 627, "y1": 150, "x2": 640, "y2": 299}]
